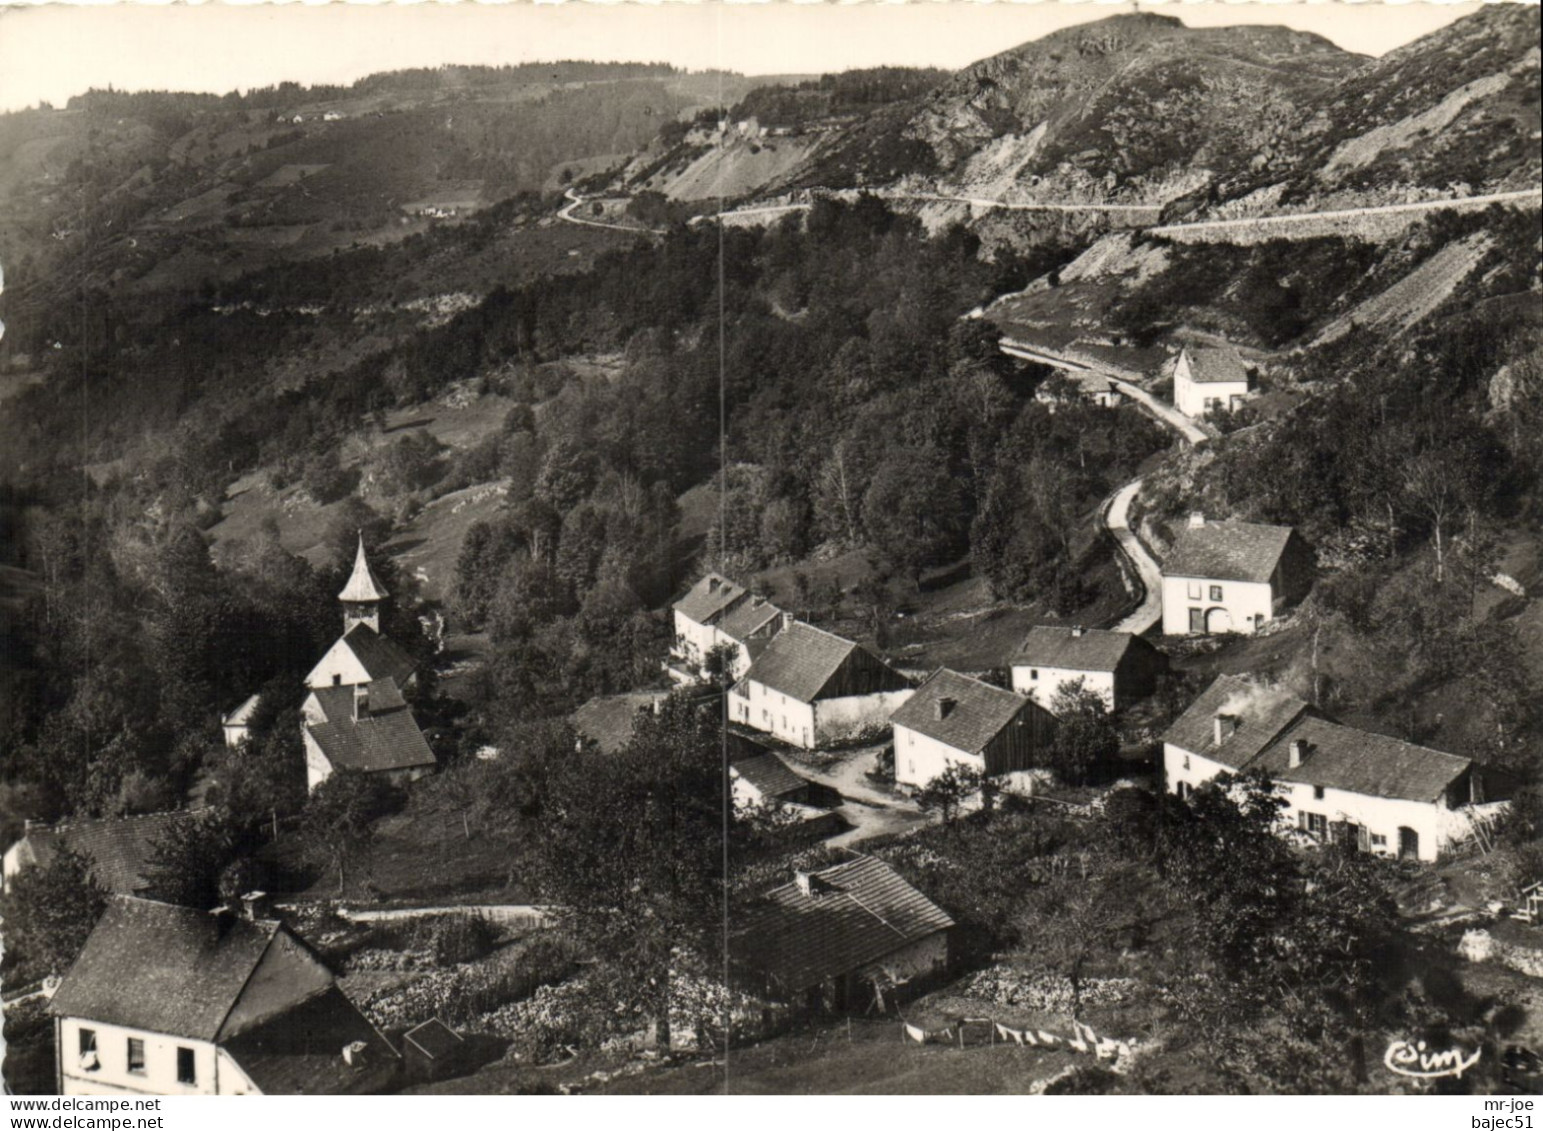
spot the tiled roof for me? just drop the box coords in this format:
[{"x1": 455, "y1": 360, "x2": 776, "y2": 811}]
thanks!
[
  {"x1": 744, "y1": 621, "x2": 906, "y2": 703},
  {"x1": 220, "y1": 986, "x2": 398, "y2": 1094},
  {"x1": 673, "y1": 573, "x2": 747, "y2": 626},
  {"x1": 338, "y1": 537, "x2": 389, "y2": 602},
  {"x1": 732, "y1": 752, "x2": 809, "y2": 801},
  {"x1": 1162, "y1": 519, "x2": 1295, "y2": 584},
  {"x1": 717, "y1": 598, "x2": 784, "y2": 644},
  {"x1": 733, "y1": 856, "x2": 953, "y2": 992},
  {"x1": 1253, "y1": 717, "x2": 1472, "y2": 804},
  {"x1": 19, "y1": 809, "x2": 210, "y2": 895},
  {"x1": 339, "y1": 624, "x2": 417, "y2": 685},
  {"x1": 307, "y1": 681, "x2": 435, "y2": 775},
  {"x1": 1015, "y1": 626, "x2": 1140, "y2": 673},
  {"x1": 223, "y1": 694, "x2": 262, "y2": 728},
  {"x1": 49, "y1": 897, "x2": 280, "y2": 1041},
  {"x1": 889, "y1": 670, "x2": 1036, "y2": 756},
  {"x1": 1162, "y1": 674, "x2": 1312, "y2": 771},
  {"x1": 572, "y1": 693, "x2": 664, "y2": 755},
  {"x1": 1179, "y1": 346, "x2": 1250, "y2": 385},
  {"x1": 403, "y1": 1018, "x2": 464, "y2": 1062}
]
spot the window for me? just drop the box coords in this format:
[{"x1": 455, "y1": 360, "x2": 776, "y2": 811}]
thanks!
[
  {"x1": 332, "y1": 673, "x2": 341, "y2": 687},
  {"x1": 1313, "y1": 786, "x2": 1325, "y2": 801},
  {"x1": 1189, "y1": 608, "x2": 1205, "y2": 633},
  {"x1": 78, "y1": 1028, "x2": 99, "y2": 1071},
  {"x1": 1300, "y1": 812, "x2": 1328, "y2": 840},
  {"x1": 127, "y1": 1038, "x2": 146, "y2": 1074},
  {"x1": 1182, "y1": 755, "x2": 1190, "y2": 771},
  {"x1": 1186, "y1": 581, "x2": 1202, "y2": 600},
  {"x1": 1030, "y1": 669, "x2": 1039, "y2": 680},
  {"x1": 1209, "y1": 585, "x2": 1223, "y2": 602},
  {"x1": 176, "y1": 1047, "x2": 196, "y2": 1085},
  {"x1": 1371, "y1": 834, "x2": 1387, "y2": 848}
]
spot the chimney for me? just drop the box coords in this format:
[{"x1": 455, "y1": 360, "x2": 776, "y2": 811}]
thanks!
[
  {"x1": 209, "y1": 904, "x2": 235, "y2": 935},
  {"x1": 342, "y1": 1040, "x2": 368, "y2": 1068},
  {"x1": 1189, "y1": 512, "x2": 1206, "y2": 529},
  {"x1": 1288, "y1": 739, "x2": 1307, "y2": 769},
  {"x1": 239, "y1": 891, "x2": 271, "y2": 922},
  {"x1": 1070, "y1": 626, "x2": 1085, "y2": 638},
  {"x1": 795, "y1": 870, "x2": 814, "y2": 898},
  {"x1": 353, "y1": 683, "x2": 369, "y2": 722},
  {"x1": 707, "y1": 577, "x2": 721, "y2": 594},
  {"x1": 936, "y1": 696, "x2": 958, "y2": 720},
  {"x1": 779, "y1": 611, "x2": 794, "y2": 632},
  {"x1": 1214, "y1": 714, "x2": 1237, "y2": 746}
]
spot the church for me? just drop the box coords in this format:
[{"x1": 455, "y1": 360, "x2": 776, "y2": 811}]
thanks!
[{"x1": 299, "y1": 538, "x2": 436, "y2": 792}]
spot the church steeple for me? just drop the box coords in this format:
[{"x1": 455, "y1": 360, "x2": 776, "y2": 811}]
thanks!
[{"x1": 339, "y1": 534, "x2": 388, "y2": 634}]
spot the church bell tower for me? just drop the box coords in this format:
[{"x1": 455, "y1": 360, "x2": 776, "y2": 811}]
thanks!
[{"x1": 339, "y1": 534, "x2": 388, "y2": 634}]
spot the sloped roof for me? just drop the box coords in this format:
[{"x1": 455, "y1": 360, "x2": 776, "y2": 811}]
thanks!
[
  {"x1": 339, "y1": 623, "x2": 417, "y2": 685},
  {"x1": 307, "y1": 681, "x2": 435, "y2": 775},
  {"x1": 18, "y1": 809, "x2": 210, "y2": 895},
  {"x1": 339, "y1": 537, "x2": 388, "y2": 603},
  {"x1": 1015, "y1": 626, "x2": 1143, "y2": 673},
  {"x1": 1162, "y1": 674, "x2": 1312, "y2": 771},
  {"x1": 744, "y1": 621, "x2": 905, "y2": 703},
  {"x1": 223, "y1": 694, "x2": 262, "y2": 728},
  {"x1": 572, "y1": 693, "x2": 664, "y2": 755},
  {"x1": 717, "y1": 598, "x2": 784, "y2": 644},
  {"x1": 1253, "y1": 717, "x2": 1471, "y2": 804},
  {"x1": 1162, "y1": 519, "x2": 1295, "y2": 584},
  {"x1": 889, "y1": 669, "x2": 1037, "y2": 756},
  {"x1": 403, "y1": 1018, "x2": 464, "y2": 1061},
  {"x1": 220, "y1": 986, "x2": 398, "y2": 1094},
  {"x1": 732, "y1": 752, "x2": 810, "y2": 801},
  {"x1": 1179, "y1": 346, "x2": 1250, "y2": 385},
  {"x1": 49, "y1": 898, "x2": 280, "y2": 1040},
  {"x1": 672, "y1": 573, "x2": 746, "y2": 626},
  {"x1": 733, "y1": 856, "x2": 953, "y2": 992}
]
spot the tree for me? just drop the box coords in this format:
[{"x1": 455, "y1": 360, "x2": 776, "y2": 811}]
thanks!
[
  {"x1": 140, "y1": 809, "x2": 239, "y2": 910},
  {"x1": 0, "y1": 846, "x2": 107, "y2": 977},
  {"x1": 1046, "y1": 679, "x2": 1119, "y2": 785},
  {"x1": 300, "y1": 771, "x2": 405, "y2": 896},
  {"x1": 530, "y1": 693, "x2": 726, "y2": 1050},
  {"x1": 861, "y1": 447, "x2": 971, "y2": 588},
  {"x1": 914, "y1": 763, "x2": 982, "y2": 827}
]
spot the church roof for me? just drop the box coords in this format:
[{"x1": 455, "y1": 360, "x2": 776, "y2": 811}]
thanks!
[
  {"x1": 306, "y1": 681, "x2": 436, "y2": 775},
  {"x1": 339, "y1": 536, "x2": 388, "y2": 603},
  {"x1": 340, "y1": 624, "x2": 417, "y2": 685}
]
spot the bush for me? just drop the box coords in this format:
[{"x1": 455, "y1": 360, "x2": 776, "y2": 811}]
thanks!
[{"x1": 426, "y1": 913, "x2": 500, "y2": 966}]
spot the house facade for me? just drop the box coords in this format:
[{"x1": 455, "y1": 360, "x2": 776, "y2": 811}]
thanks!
[
  {"x1": 50, "y1": 896, "x2": 396, "y2": 1095},
  {"x1": 1011, "y1": 626, "x2": 1167, "y2": 711},
  {"x1": 1162, "y1": 675, "x2": 1495, "y2": 862},
  {"x1": 1171, "y1": 346, "x2": 1254, "y2": 419},
  {"x1": 727, "y1": 621, "x2": 912, "y2": 749},
  {"x1": 221, "y1": 694, "x2": 261, "y2": 748},
  {"x1": 668, "y1": 574, "x2": 789, "y2": 683},
  {"x1": 1160, "y1": 514, "x2": 1313, "y2": 636},
  {"x1": 890, "y1": 669, "x2": 1056, "y2": 788}
]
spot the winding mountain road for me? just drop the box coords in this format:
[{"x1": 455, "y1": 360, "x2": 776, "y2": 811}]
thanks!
[{"x1": 556, "y1": 188, "x2": 665, "y2": 235}]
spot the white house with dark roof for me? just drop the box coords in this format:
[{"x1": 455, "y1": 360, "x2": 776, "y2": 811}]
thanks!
[
  {"x1": 1171, "y1": 345, "x2": 1255, "y2": 419},
  {"x1": 221, "y1": 693, "x2": 262, "y2": 748},
  {"x1": 1012, "y1": 626, "x2": 1168, "y2": 711},
  {"x1": 3, "y1": 809, "x2": 208, "y2": 897},
  {"x1": 302, "y1": 679, "x2": 435, "y2": 792},
  {"x1": 727, "y1": 621, "x2": 912, "y2": 749},
  {"x1": 49, "y1": 896, "x2": 397, "y2": 1095},
  {"x1": 1163, "y1": 674, "x2": 1497, "y2": 862},
  {"x1": 1160, "y1": 513, "x2": 1313, "y2": 636},
  {"x1": 668, "y1": 574, "x2": 789, "y2": 683},
  {"x1": 890, "y1": 669, "x2": 1056, "y2": 789},
  {"x1": 731, "y1": 856, "x2": 953, "y2": 1011}
]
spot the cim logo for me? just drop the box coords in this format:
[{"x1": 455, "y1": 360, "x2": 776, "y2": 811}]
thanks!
[{"x1": 1384, "y1": 1038, "x2": 1482, "y2": 1080}]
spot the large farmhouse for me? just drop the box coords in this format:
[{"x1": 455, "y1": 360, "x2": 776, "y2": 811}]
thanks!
[
  {"x1": 668, "y1": 574, "x2": 788, "y2": 683},
  {"x1": 890, "y1": 669, "x2": 1056, "y2": 789},
  {"x1": 1171, "y1": 345, "x2": 1255, "y2": 419},
  {"x1": 1011, "y1": 626, "x2": 1167, "y2": 711},
  {"x1": 728, "y1": 621, "x2": 912, "y2": 749},
  {"x1": 3, "y1": 809, "x2": 205, "y2": 897},
  {"x1": 1160, "y1": 514, "x2": 1313, "y2": 636},
  {"x1": 732, "y1": 856, "x2": 953, "y2": 1012},
  {"x1": 49, "y1": 896, "x2": 397, "y2": 1095},
  {"x1": 1163, "y1": 675, "x2": 1497, "y2": 862}
]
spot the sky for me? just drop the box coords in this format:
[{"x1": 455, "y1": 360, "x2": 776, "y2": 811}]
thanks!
[{"x1": 0, "y1": 0, "x2": 1492, "y2": 113}]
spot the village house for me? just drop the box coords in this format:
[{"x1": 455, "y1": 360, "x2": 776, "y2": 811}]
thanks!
[
  {"x1": 1170, "y1": 345, "x2": 1256, "y2": 419},
  {"x1": 221, "y1": 693, "x2": 261, "y2": 747},
  {"x1": 1163, "y1": 674, "x2": 1498, "y2": 862},
  {"x1": 3, "y1": 809, "x2": 206, "y2": 897},
  {"x1": 730, "y1": 749, "x2": 844, "y2": 840},
  {"x1": 572, "y1": 691, "x2": 670, "y2": 754},
  {"x1": 890, "y1": 669, "x2": 1057, "y2": 789},
  {"x1": 712, "y1": 596, "x2": 789, "y2": 680},
  {"x1": 305, "y1": 538, "x2": 417, "y2": 692},
  {"x1": 1159, "y1": 513, "x2": 1314, "y2": 636},
  {"x1": 49, "y1": 895, "x2": 397, "y2": 1095},
  {"x1": 668, "y1": 573, "x2": 751, "y2": 680},
  {"x1": 1011, "y1": 626, "x2": 1168, "y2": 712},
  {"x1": 1035, "y1": 368, "x2": 1126, "y2": 410},
  {"x1": 727, "y1": 621, "x2": 912, "y2": 749},
  {"x1": 300, "y1": 539, "x2": 434, "y2": 791},
  {"x1": 732, "y1": 856, "x2": 953, "y2": 1012}
]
